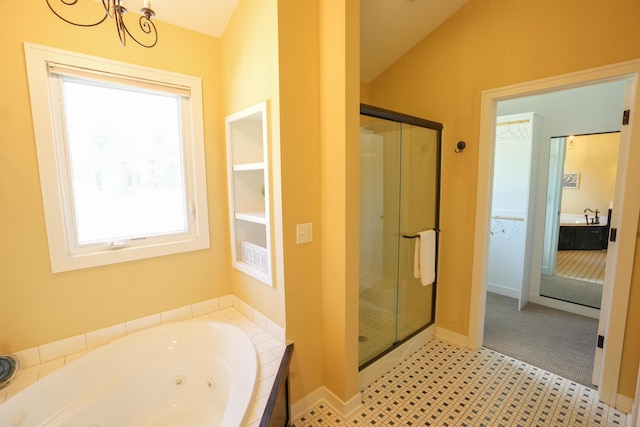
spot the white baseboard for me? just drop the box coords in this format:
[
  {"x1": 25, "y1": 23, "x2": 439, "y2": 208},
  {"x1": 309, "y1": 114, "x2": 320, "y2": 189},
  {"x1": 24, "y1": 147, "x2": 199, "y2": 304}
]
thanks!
[
  {"x1": 291, "y1": 387, "x2": 362, "y2": 421},
  {"x1": 436, "y1": 326, "x2": 469, "y2": 347},
  {"x1": 616, "y1": 393, "x2": 633, "y2": 414},
  {"x1": 487, "y1": 283, "x2": 520, "y2": 299}
]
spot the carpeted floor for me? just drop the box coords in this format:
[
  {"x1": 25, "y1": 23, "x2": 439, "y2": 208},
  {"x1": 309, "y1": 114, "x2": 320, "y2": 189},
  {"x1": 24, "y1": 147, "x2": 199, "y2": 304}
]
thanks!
[{"x1": 483, "y1": 292, "x2": 599, "y2": 387}]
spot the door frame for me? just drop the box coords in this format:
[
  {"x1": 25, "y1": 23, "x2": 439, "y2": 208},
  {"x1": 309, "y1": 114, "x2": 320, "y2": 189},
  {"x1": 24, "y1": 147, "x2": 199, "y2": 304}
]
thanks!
[
  {"x1": 468, "y1": 59, "x2": 640, "y2": 408},
  {"x1": 541, "y1": 137, "x2": 567, "y2": 277}
]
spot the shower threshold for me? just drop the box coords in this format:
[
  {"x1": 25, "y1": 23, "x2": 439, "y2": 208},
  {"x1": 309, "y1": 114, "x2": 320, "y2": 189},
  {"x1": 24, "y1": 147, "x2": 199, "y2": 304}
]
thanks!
[{"x1": 358, "y1": 323, "x2": 436, "y2": 390}]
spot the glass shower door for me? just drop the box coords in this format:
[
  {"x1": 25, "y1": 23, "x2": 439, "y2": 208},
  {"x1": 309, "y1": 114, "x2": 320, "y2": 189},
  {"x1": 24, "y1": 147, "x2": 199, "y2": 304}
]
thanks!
[
  {"x1": 358, "y1": 114, "x2": 401, "y2": 366},
  {"x1": 396, "y1": 124, "x2": 439, "y2": 342},
  {"x1": 359, "y1": 106, "x2": 441, "y2": 368}
]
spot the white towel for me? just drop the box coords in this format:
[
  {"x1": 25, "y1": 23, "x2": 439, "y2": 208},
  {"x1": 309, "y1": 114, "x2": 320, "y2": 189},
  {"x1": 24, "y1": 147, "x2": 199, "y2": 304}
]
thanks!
[{"x1": 413, "y1": 230, "x2": 436, "y2": 286}]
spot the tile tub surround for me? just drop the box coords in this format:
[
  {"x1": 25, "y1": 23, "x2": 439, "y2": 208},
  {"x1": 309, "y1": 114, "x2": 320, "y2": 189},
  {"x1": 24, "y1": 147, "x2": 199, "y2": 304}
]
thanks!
[
  {"x1": 293, "y1": 339, "x2": 627, "y2": 427},
  {"x1": 0, "y1": 295, "x2": 286, "y2": 427}
]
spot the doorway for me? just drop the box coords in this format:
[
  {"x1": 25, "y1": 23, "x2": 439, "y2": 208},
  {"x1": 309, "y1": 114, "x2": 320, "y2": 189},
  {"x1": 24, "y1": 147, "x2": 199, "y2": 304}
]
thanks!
[
  {"x1": 484, "y1": 99, "x2": 624, "y2": 387},
  {"x1": 469, "y1": 60, "x2": 640, "y2": 407}
]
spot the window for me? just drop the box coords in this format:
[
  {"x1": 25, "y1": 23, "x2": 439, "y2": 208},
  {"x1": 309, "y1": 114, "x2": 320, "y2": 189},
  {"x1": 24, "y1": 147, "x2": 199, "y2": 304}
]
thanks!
[{"x1": 25, "y1": 43, "x2": 209, "y2": 272}]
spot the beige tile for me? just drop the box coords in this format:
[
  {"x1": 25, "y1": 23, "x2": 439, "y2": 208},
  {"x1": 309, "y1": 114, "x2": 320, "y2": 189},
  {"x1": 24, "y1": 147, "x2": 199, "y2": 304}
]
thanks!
[
  {"x1": 251, "y1": 309, "x2": 268, "y2": 330},
  {"x1": 1, "y1": 362, "x2": 39, "y2": 399},
  {"x1": 86, "y1": 323, "x2": 126, "y2": 349},
  {"x1": 219, "y1": 294, "x2": 233, "y2": 309},
  {"x1": 192, "y1": 298, "x2": 220, "y2": 317},
  {"x1": 38, "y1": 334, "x2": 86, "y2": 363},
  {"x1": 207, "y1": 311, "x2": 232, "y2": 322},
  {"x1": 65, "y1": 348, "x2": 93, "y2": 364},
  {"x1": 251, "y1": 331, "x2": 273, "y2": 345},
  {"x1": 14, "y1": 346, "x2": 40, "y2": 368},
  {"x1": 259, "y1": 358, "x2": 281, "y2": 380},
  {"x1": 233, "y1": 296, "x2": 253, "y2": 319},
  {"x1": 255, "y1": 338, "x2": 282, "y2": 354},
  {"x1": 266, "y1": 319, "x2": 285, "y2": 344},
  {"x1": 160, "y1": 305, "x2": 192, "y2": 323},
  {"x1": 125, "y1": 313, "x2": 161, "y2": 334},
  {"x1": 37, "y1": 358, "x2": 65, "y2": 379},
  {"x1": 255, "y1": 375, "x2": 276, "y2": 400},
  {"x1": 258, "y1": 349, "x2": 278, "y2": 366},
  {"x1": 246, "y1": 395, "x2": 268, "y2": 426}
]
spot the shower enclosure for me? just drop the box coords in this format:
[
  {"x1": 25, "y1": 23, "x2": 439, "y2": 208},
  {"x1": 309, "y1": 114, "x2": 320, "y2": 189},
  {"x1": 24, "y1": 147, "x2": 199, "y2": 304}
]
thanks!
[{"x1": 359, "y1": 104, "x2": 442, "y2": 368}]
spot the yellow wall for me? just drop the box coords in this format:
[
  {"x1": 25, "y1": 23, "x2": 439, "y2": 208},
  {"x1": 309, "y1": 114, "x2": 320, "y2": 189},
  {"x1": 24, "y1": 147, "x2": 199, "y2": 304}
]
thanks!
[
  {"x1": 0, "y1": 3, "x2": 227, "y2": 352},
  {"x1": 220, "y1": 0, "x2": 285, "y2": 327},
  {"x1": 318, "y1": 0, "x2": 360, "y2": 402},
  {"x1": 276, "y1": 0, "x2": 361, "y2": 404},
  {"x1": 367, "y1": 0, "x2": 640, "y2": 398},
  {"x1": 276, "y1": 0, "x2": 325, "y2": 402}
]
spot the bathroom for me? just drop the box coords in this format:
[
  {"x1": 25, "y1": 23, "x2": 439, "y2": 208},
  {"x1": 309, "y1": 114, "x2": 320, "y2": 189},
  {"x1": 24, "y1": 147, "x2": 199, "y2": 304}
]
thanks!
[{"x1": 2, "y1": 0, "x2": 640, "y2": 424}]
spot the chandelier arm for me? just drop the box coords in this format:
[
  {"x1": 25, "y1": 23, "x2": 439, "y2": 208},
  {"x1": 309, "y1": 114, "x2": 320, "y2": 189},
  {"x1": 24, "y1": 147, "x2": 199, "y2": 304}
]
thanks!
[
  {"x1": 114, "y1": 4, "x2": 128, "y2": 47},
  {"x1": 45, "y1": 0, "x2": 158, "y2": 48},
  {"x1": 45, "y1": 0, "x2": 109, "y2": 27},
  {"x1": 102, "y1": 0, "x2": 115, "y2": 19},
  {"x1": 121, "y1": 14, "x2": 158, "y2": 48}
]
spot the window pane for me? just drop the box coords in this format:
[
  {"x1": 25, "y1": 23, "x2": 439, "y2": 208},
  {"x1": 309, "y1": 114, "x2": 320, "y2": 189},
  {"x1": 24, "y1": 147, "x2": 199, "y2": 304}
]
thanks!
[{"x1": 62, "y1": 79, "x2": 187, "y2": 245}]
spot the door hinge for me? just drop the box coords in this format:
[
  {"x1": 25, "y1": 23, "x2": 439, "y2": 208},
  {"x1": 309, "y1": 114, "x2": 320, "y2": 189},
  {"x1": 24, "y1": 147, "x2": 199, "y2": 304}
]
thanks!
[
  {"x1": 622, "y1": 109, "x2": 630, "y2": 125},
  {"x1": 609, "y1": 228, "x2": 617, "y2": 242},
  {"x1": 597, "y1": 335, "x2": 605, "y2": 349}
]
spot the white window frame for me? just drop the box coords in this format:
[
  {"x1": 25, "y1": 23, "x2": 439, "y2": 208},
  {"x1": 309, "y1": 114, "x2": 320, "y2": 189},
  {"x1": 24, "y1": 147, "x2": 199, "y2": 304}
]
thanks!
[{"x1": 24, "y1": 43, "x2": 210, "y2": 273}]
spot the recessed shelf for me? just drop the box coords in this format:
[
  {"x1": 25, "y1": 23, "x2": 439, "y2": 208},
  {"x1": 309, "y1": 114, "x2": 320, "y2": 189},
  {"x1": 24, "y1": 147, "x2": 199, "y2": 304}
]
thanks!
[
  {"x1": 235, "y1": 212, "x2": 267, "y2": 224},
  {"x1": 226, "y1": 101, "x2": 272, "y2": 286},
  {"x1": 233, "y1": 162, "x2": 265, "y2": 172}
]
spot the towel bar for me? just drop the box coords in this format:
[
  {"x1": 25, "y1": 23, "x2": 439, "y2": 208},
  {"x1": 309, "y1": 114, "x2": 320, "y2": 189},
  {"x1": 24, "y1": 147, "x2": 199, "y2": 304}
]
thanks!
[{"x1": 402, "y1": 229, "x2": 440, "y2": 239}]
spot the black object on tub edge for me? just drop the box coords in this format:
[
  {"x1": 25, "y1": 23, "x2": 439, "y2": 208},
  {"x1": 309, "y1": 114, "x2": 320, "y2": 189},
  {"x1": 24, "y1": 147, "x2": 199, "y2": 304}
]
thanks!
[{"x1": 260, "y1": 343, "x2": 294, "y2": 427}]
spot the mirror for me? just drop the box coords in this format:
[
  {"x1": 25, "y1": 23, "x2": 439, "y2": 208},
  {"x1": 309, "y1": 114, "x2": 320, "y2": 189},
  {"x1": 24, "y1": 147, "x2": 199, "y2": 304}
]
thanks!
[{"x1": 540, "y1": 133, "x2": 620, "y2": 309}]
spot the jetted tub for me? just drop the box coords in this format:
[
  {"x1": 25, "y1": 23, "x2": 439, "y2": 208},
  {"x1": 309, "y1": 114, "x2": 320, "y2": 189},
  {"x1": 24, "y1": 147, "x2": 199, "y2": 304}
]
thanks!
[{"x1": 0, "y1": 320, "x2": 258, "y2": 427}]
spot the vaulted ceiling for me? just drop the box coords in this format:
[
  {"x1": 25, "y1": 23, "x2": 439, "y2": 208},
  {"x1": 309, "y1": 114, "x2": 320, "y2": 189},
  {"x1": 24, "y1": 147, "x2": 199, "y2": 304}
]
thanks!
[{"x1": 152, "y1": 0, "x2": 469, "y2": 83}]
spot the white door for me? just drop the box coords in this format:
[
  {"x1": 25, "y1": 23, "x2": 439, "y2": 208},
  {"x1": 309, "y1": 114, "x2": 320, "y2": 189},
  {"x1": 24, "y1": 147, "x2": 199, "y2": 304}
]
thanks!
[{"x1": 592, "y1": 79, "x2": 634, "y2": 388}]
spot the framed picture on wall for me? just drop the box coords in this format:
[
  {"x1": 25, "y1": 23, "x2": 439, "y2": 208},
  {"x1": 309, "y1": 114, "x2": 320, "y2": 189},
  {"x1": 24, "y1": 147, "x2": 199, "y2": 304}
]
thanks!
[{"x1": 563, "y1": 173, "x2": 580, "y2": 189}]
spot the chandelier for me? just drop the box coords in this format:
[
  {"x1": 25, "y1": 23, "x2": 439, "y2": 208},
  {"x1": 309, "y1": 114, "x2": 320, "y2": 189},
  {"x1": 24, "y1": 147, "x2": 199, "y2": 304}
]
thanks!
[{"x1": 46, "y1": 0, "x2": 158, "y2": 48}]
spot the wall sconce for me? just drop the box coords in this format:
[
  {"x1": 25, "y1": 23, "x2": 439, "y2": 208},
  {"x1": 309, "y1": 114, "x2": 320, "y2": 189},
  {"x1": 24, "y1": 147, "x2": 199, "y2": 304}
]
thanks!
[
  {"x1": 46, "y1": 0, "x2": 158, "y2": 48},
  {"x1": 455, "y1": 141, "x2": 466, "y2": 153}
]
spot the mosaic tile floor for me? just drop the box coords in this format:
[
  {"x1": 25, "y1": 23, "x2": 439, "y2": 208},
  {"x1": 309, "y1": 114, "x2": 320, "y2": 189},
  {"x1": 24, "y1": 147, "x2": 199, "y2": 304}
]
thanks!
[
  {"x1": 359, "y1": 299, "x2": 424, "y2": 366},
  {"x1": 293, "y1": 339, "x2": 626, "y2": 426}
]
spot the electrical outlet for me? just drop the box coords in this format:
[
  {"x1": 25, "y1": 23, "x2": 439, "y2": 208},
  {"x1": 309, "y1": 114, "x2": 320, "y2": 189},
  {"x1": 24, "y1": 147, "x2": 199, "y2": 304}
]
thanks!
[{"x1": 296, "y1": 223, "x2": 313, "y2": 244}]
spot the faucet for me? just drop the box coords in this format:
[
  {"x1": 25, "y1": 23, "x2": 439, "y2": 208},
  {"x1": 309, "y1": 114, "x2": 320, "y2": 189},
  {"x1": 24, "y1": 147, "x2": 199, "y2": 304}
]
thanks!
[{"x1": 584, "y1": 208, "x2": 600, "y2": 225}]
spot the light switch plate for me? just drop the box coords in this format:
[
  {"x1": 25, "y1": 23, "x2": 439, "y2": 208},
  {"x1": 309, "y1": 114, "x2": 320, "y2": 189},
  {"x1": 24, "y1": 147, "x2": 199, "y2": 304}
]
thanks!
[{"x1": 296, "y1": 223, "x2": 313, "y2": 244}]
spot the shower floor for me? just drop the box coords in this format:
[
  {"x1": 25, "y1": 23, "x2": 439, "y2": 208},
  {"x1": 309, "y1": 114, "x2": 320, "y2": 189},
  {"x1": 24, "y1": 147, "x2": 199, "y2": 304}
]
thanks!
[{"x1": 359, "y1": 298, "x2": 421, "y2": 366}]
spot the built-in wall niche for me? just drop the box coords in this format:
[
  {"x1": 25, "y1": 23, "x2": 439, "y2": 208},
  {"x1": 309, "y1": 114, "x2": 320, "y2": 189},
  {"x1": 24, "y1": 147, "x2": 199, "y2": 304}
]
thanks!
[{"x1": 226, "y1": 101, "x2": 272, "y2": 285}]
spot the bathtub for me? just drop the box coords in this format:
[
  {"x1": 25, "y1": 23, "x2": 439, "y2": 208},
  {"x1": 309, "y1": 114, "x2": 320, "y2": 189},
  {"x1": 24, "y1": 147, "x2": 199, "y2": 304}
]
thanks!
[{"x1": 0, "y1": 320, "x2": 258, "y2": 427}]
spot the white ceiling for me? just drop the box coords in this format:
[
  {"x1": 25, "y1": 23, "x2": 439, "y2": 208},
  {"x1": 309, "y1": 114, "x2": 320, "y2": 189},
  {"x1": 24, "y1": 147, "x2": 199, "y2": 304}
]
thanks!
[{"x1": 151, "y1": 0, "x2": 469, "y2": 83}]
